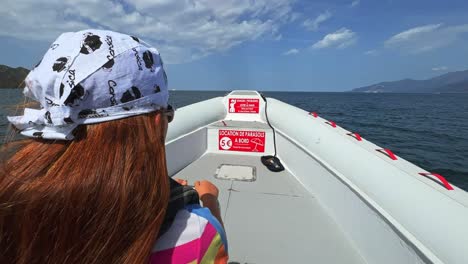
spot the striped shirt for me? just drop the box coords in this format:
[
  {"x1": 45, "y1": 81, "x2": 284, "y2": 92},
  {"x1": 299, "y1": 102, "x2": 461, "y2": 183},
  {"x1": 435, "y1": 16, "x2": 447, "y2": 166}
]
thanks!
[{"x1": 151, "y1": 204, "x2": 228, "y2": 264}]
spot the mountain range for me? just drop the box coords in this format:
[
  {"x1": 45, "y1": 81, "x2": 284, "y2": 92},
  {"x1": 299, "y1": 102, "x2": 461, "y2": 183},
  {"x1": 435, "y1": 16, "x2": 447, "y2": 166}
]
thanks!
[
  {"x1": 1, "y1": 64, "x2": 468, "y2": 93},
  {"x1": 351, "y1": 70, "x2": 468, "y2": 93},
  {"x1": 0, "y1": 64, "x2": 29, "y2": 88}
]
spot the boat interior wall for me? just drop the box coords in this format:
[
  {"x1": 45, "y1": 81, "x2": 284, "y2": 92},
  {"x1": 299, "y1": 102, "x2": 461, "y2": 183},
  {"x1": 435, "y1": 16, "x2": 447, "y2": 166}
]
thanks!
[
  {"x1": 166, "y1": 97, "x2": 226, "y2": 176},
  {"x1": 166, "y1": 128, "x2": 207, "y2": 177},
  {"x1": 166, "y1": 97, "x2": 226, "y2": 143},
  {"x1": 275, "y1": 132, "x2": 429, "y2": 264},
  {"x1": 267, "y1": 98, "x2": 468, "y2": 264}
]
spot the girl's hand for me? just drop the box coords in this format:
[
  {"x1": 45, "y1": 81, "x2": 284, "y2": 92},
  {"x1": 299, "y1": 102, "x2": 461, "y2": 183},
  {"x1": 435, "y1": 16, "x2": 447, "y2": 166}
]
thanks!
[
  {"x1": 194, "y1": 180, "x2": 219, "y2": 199},
  {"x1": 174, "y1": 178, "x2": 188, "y2": 186},
  {"x1": 194, "y1": 180, "x2": 223, "y2": 226}
]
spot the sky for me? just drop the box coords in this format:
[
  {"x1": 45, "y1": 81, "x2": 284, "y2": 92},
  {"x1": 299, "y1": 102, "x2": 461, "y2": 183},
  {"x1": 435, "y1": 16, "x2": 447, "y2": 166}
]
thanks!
[{"x1": 1, "y1": 0, "x2": 468, "y2": 91}]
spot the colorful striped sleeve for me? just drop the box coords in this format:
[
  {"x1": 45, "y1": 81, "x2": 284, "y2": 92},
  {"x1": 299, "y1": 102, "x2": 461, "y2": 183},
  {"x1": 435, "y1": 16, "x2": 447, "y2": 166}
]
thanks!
[
  {"x1": 150, "y1": 205, "x2": 228, "y2": 264},
  {"x1": 186, "y1": 204, "x2": 228, "y2": 264}
]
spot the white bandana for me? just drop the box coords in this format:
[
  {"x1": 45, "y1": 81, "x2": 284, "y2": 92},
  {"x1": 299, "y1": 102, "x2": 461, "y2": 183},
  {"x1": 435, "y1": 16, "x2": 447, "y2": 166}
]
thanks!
[{"x1": 8, "y1": 29, "x2": 169, "y2": 140}]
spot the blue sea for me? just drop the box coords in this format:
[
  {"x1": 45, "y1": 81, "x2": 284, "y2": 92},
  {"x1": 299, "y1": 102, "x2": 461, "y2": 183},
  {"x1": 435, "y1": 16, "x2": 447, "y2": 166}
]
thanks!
[{"x1": 1, "y1": 89, "x2": 467, "y2": 190}]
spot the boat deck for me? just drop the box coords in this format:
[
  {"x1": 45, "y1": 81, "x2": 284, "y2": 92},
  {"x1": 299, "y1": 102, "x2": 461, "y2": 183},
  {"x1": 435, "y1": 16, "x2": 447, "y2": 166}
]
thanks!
[{"x1": 173, "y1": 153, "x2": 364, "y2": 263}]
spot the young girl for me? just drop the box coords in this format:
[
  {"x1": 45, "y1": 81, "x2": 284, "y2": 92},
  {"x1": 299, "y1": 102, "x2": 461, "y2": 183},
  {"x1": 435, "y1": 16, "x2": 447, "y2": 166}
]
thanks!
[{"x1": 0, "y1": 29, "x2": 227, "y2": 264}]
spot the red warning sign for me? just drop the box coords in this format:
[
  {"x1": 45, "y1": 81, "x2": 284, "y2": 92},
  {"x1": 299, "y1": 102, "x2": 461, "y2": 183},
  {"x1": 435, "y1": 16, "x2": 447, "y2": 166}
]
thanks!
[
  {"x1": 228, "y1": 98, "x2": 260, "y2": 114},
  {"x1": 218, "y1": 130, "x2": 265, "y2": 152}
]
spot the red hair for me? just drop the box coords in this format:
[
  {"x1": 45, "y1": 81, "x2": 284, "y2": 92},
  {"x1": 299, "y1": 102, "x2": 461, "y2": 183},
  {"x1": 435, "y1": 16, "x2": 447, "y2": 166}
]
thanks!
[{"x1": 0, "y1": 113, "x2": 170, "y2": 263}]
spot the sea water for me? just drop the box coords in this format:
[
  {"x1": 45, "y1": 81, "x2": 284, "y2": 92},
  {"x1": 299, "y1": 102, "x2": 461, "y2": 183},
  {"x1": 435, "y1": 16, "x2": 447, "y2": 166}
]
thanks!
[{"x1": 1, "y1": 89, "x2": 467, "y2": 190}]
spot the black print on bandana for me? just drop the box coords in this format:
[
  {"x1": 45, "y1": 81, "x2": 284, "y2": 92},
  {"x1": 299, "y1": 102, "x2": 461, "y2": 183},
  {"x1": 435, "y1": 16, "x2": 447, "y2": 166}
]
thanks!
[
  {"x1": 45, "y1": 97, "x2": 59, "y2": 107},
  {"x1": 78, "y1": 109, "x2": 94, "y2": 118},
  {"x1": 80, "y1": 33, "x2": 102, "y2": 54},
  {"x1": 133, "y1": 48, "x2": 143, "y2": 70},
  {"x1": 78, "y1": 109, "x2": 109, "y2": 119},
  {"x1": 44, "y1": 111, "x2": 52, "y2": 124},
  {"x1": 33, "y1": 132, "x2": 43, "y2": 138},
  {"x1": 52, "y1": 57, "x2": 69, "y2": 72},
  {"x1": 131, "y1": 36, "x2": 140, "y2": 42},
  {"x1": 63, "y1": 117, "x2": 74, "y2": 124},
  {"x1": 59, "y1": 83, "x2": 65, "y2": 98},
  {"x1": 154, "y1": 85, "x2": 161, "y2": 93},
  {"x1": 102, "y1": 35, "x2": 115, "y2": 72},
  {"x1": 102, "y1": 59, "x2": 115, "y2": 71},
  {"x1": 105, "y1": 35, "x2": 115, "y2": 60},
  {"x1": 108, "y1": 80, "x2": 118, "y2": 106},
  {"x1": 120, "y1": 86, "x2": 142, "y2": 103},
  {"x1": 65, "y1": 69, "x2": 76, "y2": 90},
  {"x1": 142, "y1": 50, "x2": 155, "y2": 72},
  {"x1": 64, "y1": 84, "x2": 86, "y2": 106},
  {"x1": 163, "y1": 70, "x2": 168, "y2": 86},
  {"x1": 34, "y1": 59, "x2": 42, "y2": 69}
]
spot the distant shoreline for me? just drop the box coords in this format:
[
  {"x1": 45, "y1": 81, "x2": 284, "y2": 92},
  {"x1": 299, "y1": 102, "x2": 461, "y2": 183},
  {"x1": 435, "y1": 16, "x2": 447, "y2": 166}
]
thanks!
[
  {"x1": 3, "y1": 88, "x2": 468, "y2": 95},
  {"x1": 351, "y1": 69, "x2": 468, "y2": 93},
  {"x1": 0, "y1": 64, "x2": 29, "y2": 89},
  {"x1": 1, "y1": 63, "x2": 467, "y2": 93}
]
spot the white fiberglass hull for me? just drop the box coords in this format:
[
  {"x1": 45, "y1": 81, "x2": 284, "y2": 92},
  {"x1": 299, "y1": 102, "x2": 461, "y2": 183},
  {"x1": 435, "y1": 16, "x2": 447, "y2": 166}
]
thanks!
[{"x1": 165, "y1": 91, "x2": 468, "y2": 264}]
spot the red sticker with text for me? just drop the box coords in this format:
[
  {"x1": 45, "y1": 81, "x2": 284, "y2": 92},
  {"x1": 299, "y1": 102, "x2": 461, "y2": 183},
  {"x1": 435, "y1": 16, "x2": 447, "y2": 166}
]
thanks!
[
  {"x1": 228, "y1": 98, "x2": 260, "y2": 113},
  {"x1": 218, "y1": 130, "x2": 265, "y2": 152}
]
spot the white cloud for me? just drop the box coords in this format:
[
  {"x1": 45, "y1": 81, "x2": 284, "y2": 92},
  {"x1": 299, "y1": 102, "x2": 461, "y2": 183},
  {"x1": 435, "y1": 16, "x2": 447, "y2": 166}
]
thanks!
[
  {"x1": 364, "y1": 49, "x2": 378, "y2": 55},
  {"x1": 350, "y1": 0, "x2": 361, "y2": 7},
  {"x1": 386, "y1": 24, "x2": 443, "y2": 44},
  {"x1": 0, "y1": 0, "x2": 295, "y2": 64},
  {"x1": 289, "y1": 12, "x2": 302, "y2": 23},
  {"x1": 385, "y1": 23, "x2": 468, "y2": 53},
  {"x1": 311, "y1": 28, "x2": 357, "y2": 49},
  {"x1": 283, "y1": 48, "x2": 299, "y2": 55},
  {"x1": 432, "y1": 66, "x2": 449, "y2": 71},
  {"x1": 303, "y1": 11, "x2": 332, "y2": 31}
]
